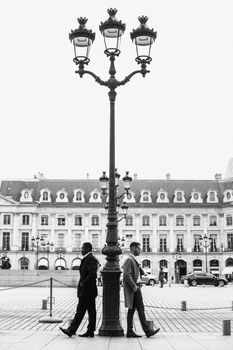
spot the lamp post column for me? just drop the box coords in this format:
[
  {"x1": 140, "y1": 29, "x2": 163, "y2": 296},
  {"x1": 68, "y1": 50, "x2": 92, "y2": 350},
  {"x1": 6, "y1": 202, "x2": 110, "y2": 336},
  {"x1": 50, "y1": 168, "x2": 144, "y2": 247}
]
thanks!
[
  {"x1": 205, "y1": 243, "x2": 208, "y2": 272},
  {"x1": 99, "y1": 78, "x2": 124, "y2": 336}
]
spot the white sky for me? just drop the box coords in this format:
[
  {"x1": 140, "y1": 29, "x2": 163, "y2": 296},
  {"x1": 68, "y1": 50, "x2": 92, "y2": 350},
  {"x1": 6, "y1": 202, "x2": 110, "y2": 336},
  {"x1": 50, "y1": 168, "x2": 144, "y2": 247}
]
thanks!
[{"x1": 0, "y1": 0, "x2": 232, "y2": 181}]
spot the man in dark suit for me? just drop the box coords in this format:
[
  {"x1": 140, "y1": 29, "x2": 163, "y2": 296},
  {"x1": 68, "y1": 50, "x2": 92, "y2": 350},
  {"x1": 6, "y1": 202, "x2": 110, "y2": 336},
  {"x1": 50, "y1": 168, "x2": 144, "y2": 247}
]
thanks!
[
  {"x1": 60, "y1": 242, "x2": 98, "y2": 338},
  {"x1": 123, "y1": 242, "x2": 160, "y2": 338}
]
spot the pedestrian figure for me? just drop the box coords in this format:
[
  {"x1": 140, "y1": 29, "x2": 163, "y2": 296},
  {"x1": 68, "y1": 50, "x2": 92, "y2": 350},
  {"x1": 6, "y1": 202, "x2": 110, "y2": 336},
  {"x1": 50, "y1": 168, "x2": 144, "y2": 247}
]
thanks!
[
  {"x1": 60, "y1": 242, "x2": 98, "y2": 338},
  {"x1": 159, "y1": 268, "x2": 165, "y2": 288},
  {"x1": 171, "y1": 275, "x2": 174, "y2": 283},
  {"x1": 97, "y1": 263, "x2": 103, "y2": 286},
  {"x1": 123, "y1": 242, "x2": 160, "y2": 338}
]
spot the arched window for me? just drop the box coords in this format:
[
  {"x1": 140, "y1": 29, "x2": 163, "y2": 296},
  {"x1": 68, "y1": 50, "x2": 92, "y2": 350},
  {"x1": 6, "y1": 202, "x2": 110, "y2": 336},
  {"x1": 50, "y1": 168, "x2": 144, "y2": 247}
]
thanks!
[
  {"x1": 142, "y1": 215, "x2": 150, "y2": 226},
  {"x1": 193, "y1": 259, "x2": 202, "y2": 267},
  {"x1": 210, "y1": 259, "x2": 219, "y2": 267},
  {"x1": 209, "y1": 191, "x2": 215, "y2": 201},
  {"x1": 160, "y1": 259, "x2": 168, "y2": 268},
  {"x1": 125, "y1": 215, "x2": 133, "y2": 226},
  {"x1": 141, "y1": 191, "x2": 151, "y2": 202},
  {"x1": 142, "y1": 259, "x2": 151, "y2": 269},
  {"x1": 76, "y1": 191, "x2": 82, "y2": 201},
  {"x1": 72, "y1": 258, "x2": 82, "y2": 270},
  {"x1": 159, "y1": 215, "x2": 167, "y2": 226},
  {"x1": 177, "y1": 192, "x2": 183, "y2": 201},
  {"x1": 20, "y1": 257, "x2": 29, "y2": 270}
]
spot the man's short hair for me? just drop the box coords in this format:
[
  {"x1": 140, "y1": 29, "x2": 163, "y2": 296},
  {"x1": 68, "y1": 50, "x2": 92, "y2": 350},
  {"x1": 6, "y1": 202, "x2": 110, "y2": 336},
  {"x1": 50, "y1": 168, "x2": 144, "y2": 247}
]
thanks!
[
  {"x1": 130, "y1": 242, "x2": 140, "y2": 250},
  {"x1": 83, "y1": 242, "x2": 92, "y2": 251}
]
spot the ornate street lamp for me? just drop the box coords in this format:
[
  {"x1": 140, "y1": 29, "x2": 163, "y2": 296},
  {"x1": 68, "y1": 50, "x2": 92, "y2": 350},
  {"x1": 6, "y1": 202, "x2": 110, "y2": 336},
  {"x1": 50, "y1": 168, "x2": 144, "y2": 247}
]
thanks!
[
  {"x1": 55, "y1": 247, "x2": 66, "y2": 270},
  {"x1": 31, "y1": 235, "x2": 45, "y2": 270},
  {"x1": 69, "y1": 8, "x2": 157, "y2": 336},
  {"x1": 0, "y1": 248, "x2": 10, "y2": 269},
  {"x1": 172, "y1": 250, "x2": 182, "y2": 283},
  {"x1": 199, "y1": 234, "x2": 213, "y2": 272}
]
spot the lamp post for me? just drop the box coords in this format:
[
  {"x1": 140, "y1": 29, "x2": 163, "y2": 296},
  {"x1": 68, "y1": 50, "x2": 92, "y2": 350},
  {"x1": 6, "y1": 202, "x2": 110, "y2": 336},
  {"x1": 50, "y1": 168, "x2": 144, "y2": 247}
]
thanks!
[
  {"x1": 69, "y1": 8, "x2": 157, "y2": 336},
  {"x1": 199, "y1": 234, "x2": 213, "y2": 272},
  {"x1": 31, "y1": 235, "x2": 45, "y2": 270},
  {"x1": 56, "y1": 247, "x2": 66, "y2": 270},
  {"x1": 172, "y1": 250, "x2": 182, "y2": 283},
  {"x1": 0, "y1": 248, "x2": 10, "y2": 269}
]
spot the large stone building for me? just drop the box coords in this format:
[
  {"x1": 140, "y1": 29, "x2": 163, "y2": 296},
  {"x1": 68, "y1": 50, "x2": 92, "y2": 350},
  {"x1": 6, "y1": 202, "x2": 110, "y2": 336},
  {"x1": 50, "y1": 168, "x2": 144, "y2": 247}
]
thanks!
[{"x1": 0, "y1": 173, "x2": 233, "y2": 281}]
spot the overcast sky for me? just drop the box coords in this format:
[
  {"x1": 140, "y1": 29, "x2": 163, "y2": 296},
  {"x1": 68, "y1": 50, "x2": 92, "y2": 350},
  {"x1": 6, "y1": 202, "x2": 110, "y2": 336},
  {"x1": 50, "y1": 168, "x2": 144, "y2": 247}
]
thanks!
[{"x1": 0, "y1": 0, "x2": 232, "y2": 181}]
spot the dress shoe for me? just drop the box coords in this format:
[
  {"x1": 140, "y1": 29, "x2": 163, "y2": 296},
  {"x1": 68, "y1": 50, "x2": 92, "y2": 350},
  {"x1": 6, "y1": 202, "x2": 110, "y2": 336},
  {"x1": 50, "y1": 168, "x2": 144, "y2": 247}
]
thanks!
[
  {"x1": 146, "y1": 328, "x2": 160, "y2": 338},
  {"x1": 59, "y1": 327, "x2": 73, "y2": 338},
  {"x1": 79, "y1": 331, "x2": 94, "y2": 337},
  {"x1": 126, "y1": 331, "x2": 142, "y2": 338}
]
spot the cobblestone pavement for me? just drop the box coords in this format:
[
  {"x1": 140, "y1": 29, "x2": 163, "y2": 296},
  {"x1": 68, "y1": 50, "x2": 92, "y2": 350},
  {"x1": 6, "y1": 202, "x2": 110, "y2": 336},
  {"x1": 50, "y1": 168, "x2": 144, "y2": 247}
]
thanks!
[{"x1": 0, "y1": 282, "x2": 233, "y2": 334}]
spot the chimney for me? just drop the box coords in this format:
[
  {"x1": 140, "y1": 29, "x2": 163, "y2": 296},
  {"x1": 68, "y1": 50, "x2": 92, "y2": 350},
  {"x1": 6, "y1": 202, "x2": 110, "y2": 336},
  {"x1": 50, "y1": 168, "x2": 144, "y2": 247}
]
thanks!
[
  {"x1": 133, "y1": 173, "x2": 138, "y2": 180},
  {"x1": 166, "y1": 173, "x2": 171, "y2": 180},
  {"x1": 215, "y1": 173, "x2": 222, "y2": 181},
  {"x1": 86, "y1": 173, "x2": 89, "y2": 179}
]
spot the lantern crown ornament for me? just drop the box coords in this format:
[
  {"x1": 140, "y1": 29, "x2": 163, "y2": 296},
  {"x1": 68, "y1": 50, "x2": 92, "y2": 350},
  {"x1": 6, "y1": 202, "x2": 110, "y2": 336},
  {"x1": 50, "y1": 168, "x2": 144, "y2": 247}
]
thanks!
[
  {"x1": 99, "y1": 8, "x2": 126, "y2": 56},
  {"x1": 69, "y1": 17, "x2": 95, "y2": 65},
  {"x1": 130, "y1": 15, "x2": 157, "y2": 64}
]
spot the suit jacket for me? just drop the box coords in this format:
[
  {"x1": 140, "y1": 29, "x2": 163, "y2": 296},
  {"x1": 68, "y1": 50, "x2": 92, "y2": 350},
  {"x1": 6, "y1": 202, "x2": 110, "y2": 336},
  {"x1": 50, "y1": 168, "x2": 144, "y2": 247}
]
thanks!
[
  {"x1": 78, "y1": 253, "x2": 98, "y2": 298},
  {"x1": 123, "y1": 255, "x2": 140, "y2": 309}
]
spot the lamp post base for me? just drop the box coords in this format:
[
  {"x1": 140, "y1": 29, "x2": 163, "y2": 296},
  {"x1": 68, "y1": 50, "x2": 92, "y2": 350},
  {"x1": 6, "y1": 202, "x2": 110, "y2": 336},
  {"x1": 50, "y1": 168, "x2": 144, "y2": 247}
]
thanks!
[{"x1": 98, "y1": 268, "x2": 124, "y2": 336}]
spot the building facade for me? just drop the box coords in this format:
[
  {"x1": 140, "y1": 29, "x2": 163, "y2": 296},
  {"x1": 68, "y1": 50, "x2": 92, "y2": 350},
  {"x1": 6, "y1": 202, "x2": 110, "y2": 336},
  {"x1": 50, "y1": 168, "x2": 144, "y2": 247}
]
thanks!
[{"x1": 0, "y1": 174, "x2": 233, "y2": 281}]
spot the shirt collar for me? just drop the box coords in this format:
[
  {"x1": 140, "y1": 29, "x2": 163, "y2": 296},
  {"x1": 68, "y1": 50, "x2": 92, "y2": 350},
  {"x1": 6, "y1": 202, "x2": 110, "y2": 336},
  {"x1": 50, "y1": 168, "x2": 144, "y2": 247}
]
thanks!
[
  {"x1": 130, "y1": 253, "x2": 140, "y2": 264},
  {"x1": 82, "y1": 251, "x2": 92, "y2": 259}
]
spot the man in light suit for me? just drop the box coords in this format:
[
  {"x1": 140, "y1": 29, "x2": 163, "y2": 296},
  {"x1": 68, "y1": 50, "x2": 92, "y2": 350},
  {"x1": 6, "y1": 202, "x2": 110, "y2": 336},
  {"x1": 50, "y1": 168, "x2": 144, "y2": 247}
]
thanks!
[
  {"x1": 60, "y1": 242, "x2": 98, "y2": 338},
  {"x1": 123, "y1": 242, "x2": 160, "y2": 338}
]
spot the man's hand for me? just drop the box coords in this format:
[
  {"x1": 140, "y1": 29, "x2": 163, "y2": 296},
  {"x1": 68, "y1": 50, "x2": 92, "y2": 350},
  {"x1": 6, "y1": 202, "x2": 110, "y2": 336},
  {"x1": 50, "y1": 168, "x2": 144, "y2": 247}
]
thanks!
[{"x1": 133, "y1": 286, "x2": 139, "y2": 292}]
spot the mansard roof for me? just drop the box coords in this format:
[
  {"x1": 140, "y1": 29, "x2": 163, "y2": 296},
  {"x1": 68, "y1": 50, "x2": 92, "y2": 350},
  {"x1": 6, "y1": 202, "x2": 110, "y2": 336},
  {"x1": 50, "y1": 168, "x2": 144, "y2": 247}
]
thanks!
[{"x1": 0, "y1": 178, "x2": 233, "y2": 206}]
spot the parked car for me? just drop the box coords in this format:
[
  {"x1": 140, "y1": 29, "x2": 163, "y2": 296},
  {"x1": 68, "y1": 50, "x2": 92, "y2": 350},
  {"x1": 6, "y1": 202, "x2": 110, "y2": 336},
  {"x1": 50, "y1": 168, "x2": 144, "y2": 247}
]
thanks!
[
  {"x1": 181, "y1": 272, "x2": 228, "y2": 287},
  {"x1": 140, "y1": 272, "x2": 159, "y2": 286},
  {"x1": 120, "y1": 270, "x2": 158, "y2": 286}
]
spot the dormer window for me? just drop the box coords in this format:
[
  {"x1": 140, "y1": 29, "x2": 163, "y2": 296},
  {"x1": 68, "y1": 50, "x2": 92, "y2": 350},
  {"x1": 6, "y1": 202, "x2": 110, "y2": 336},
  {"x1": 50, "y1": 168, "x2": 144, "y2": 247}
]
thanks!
[
  {"x1": 190, "y1": 190, "x2": 203, "y2": 203},
  {"x1": 73, "y1": 189, "x2": 85, "y2": 203},
  {"x1": 89, "y1": 189, "x2": 102, "y2": 203},
  {"x1": 174, "y1": 190, "x2": 185, "y2": 203},
  {"x1": 39, "y1": 189, "x2": 51, "y2": 202},
  {"x1": 207, "y1": 190, "x2": 219, "y2": 203},
  {"x1": 43, "y1": 192, "x2": 48, "y2": 201},
  {"x1": 223, "y1": 190, "x2": 233, "y2": 202},
  {"x1": 56, "y1": 189, "x2": 68, "y2": 203},
  {"x1": 123, "y1": 191, "x2": 136, "y2": 203},
  {"x1": 140, "y1": 190, "x2": 152, "y2": 203},
  {"x1": 20, "y1": 189, "x2": 33, "y2": 203},
  {"x1": 156, "y1": 189, "x2": 169, "y2": 203}
]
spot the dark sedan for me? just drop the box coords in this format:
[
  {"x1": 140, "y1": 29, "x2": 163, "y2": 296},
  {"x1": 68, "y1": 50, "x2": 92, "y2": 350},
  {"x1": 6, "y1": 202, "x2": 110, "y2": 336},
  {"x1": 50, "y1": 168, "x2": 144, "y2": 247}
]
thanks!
[{"x1": 181, "y1": 272, "x2": 228, "y2": 287}]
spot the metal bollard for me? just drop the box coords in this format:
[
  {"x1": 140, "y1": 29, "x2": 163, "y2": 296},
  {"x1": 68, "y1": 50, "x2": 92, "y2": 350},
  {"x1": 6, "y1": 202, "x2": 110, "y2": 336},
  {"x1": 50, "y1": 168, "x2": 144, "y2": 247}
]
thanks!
[
  {"x1": 181, "y1": 301, "x2": 187, "y2": 311},
  {"x1": 42, "y1": 299, "x2": 47, "y2": 310},
  {"x1": 146, "y1": 320, "x2": 154, "y2": 331},
  {"x1": 232, "y1": 301, "x2": 233, "y2": 311},
  {"x1": 223, "y1": 320, "x2": 231, "y2": 336}
]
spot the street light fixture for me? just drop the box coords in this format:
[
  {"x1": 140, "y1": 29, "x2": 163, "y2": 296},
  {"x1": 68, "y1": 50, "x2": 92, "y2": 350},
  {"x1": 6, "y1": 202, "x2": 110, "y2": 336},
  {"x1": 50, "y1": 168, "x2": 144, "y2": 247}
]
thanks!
[
  {"x1": 69, "y1": 8, "x2": 157, "y2": 337},
  {"x1": 31, "y1": 235, "x2": 45, "y2": 270},
  {"x1": 172, "y1": 250, "x2": 182, "y2": 283},
  {"x1": 56, "y1": 247, "x2": 66, "y2": 270},
  {"x1": 199, "y1": 234, "x2": 213, "y2": 272}
]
